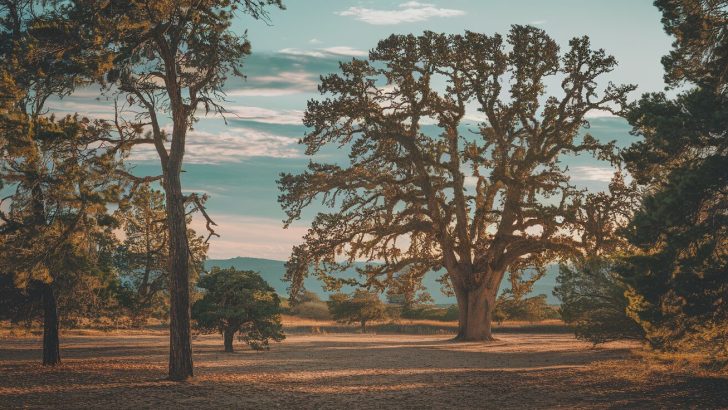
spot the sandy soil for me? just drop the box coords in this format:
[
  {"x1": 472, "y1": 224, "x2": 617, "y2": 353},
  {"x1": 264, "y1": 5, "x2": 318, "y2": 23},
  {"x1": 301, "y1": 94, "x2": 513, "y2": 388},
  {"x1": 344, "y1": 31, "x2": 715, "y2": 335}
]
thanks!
[{"x1": 1, "y1": 331, "x2": 726, "y2": 409}]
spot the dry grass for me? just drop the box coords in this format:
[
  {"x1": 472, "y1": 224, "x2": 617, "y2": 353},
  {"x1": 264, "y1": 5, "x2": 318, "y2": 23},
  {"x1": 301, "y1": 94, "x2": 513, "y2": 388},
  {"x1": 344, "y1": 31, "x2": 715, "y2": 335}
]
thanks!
[
  {"x1": 280, "y1": 316, "x2": 570, "y2": 335},
  {"x1": 1, "y1": 328, "x2": 727, "y2": 409}
]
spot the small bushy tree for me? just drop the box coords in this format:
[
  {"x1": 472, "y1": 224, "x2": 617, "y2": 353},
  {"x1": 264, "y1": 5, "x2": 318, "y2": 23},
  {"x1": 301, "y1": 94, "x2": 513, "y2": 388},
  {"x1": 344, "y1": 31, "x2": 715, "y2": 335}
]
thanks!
[
  {"x1": 555, "y1": 258, "x2": 643, "y2": 344},
  {"x1": 386, "y1": 270, "x2": 434, "y2": 313},
  {"x1": 328, "y1": 290, "x2": 387, "y2": 332},
  {"x1": 192, "y1": 267, "x2": 284, "y2": 352}
]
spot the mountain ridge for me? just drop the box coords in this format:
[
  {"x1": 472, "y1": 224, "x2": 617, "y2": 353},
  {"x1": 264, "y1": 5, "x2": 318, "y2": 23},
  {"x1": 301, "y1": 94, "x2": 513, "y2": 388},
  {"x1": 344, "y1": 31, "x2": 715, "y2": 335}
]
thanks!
[{"x1": 204, "y1": 256, "x2": 560, "y2": 304}]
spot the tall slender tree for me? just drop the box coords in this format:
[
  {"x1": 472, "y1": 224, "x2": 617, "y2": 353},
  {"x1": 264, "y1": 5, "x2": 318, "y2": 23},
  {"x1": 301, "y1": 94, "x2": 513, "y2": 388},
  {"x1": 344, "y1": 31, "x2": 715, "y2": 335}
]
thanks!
[
  {"x1": 75, "y1": 0, "x2": 284, "y2": 379},
  {"x1": 279, "y1": 27, "x2": 635, "y2": 340}
]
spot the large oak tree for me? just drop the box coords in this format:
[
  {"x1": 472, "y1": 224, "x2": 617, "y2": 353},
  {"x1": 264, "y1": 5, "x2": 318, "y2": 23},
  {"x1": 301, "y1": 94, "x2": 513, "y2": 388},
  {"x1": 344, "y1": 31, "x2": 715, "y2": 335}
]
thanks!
[{"x1": 279, "y1": 27, "x2": 634, "y2": 340}]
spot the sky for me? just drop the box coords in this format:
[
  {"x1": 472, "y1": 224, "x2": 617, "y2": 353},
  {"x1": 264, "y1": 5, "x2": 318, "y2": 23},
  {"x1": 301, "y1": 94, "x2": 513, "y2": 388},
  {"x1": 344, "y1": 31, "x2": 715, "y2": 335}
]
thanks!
[{"x1": 54, "y1": 1, "x2": 674, "y2": 260}]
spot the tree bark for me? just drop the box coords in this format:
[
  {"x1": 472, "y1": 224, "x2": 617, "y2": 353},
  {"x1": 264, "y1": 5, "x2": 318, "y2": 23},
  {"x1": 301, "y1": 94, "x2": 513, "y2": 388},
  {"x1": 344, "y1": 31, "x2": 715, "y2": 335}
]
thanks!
[
  {"x1": 165, "y1": 168, "x2": 193, "y2": 380},
  {"x1": 223, "y1": 327, "x2": 235, "y2": 353},
  {"x1": 42, "y1": 284, "x2": 61, "y2": 366},
  {"x1": 452, "y1": 282, "x2": 495, "y2": 341}
]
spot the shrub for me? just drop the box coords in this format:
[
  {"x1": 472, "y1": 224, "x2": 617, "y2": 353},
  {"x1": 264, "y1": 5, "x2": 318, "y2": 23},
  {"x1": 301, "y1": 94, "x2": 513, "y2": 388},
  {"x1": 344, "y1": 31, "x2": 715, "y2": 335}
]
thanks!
[
  {"x1": 192, "y1": 267, "x2": 284, "y2": 352},
  {"x1": 494, "y1": 292, "x2": 560, "y2": 324},
  {"x1": 554, "y1": 258, "x2": 643, "y2": 344},
  {"x1": 400, "y1": 304, "x2": 458, "y2": 322},
  {"x1": 327, "y1": 290, "x2": 387, "y2": 332},
  {"x1": 292, "y1": 301, "x2": 332, "y2": 320}
]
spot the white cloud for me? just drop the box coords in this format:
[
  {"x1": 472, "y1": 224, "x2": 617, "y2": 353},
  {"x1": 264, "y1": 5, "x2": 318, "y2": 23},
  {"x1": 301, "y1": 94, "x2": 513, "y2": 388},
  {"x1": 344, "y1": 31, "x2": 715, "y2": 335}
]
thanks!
[
  {"x1": 279, "y1": 46, "x2": 368, "y2": 59},
  {"x1": 336, "y1": 2, "x2": 465, "y2": 25},
  {"x1": 226, "y1": 71, "x2": 319, "y2": 97},
  {"x1": 569, "y1": 166, "x2": 616, "y2": 182},
  {"x1": 278, "y1": 48, "x2": 327, "y2": 58},
  {"x1": 584, "y1": 109, "x2": 617, "y2": 119},
  {"x1": 529, "y1": 20, "x2": 547, "y2": 26},
  {"x1": 255, "y1": 71, "x2": 319, "y2": 89},
  {"x1": 309, "y1": 38, "x2": 322, "y2": 44},
  {"x1": 321, "y1": 46, "x2": 368, "y2": 57},
  {"x1": 190, "y1": 215, "x2": 307, "y2": 260},
  {"x1": 45, "y1": 100, "x2": 116, "y2": 120},
  {"x1": 131, "y1": 127, "x2": 300, "y2": 164},
  {"x1": 226, "y1": 88, "x2": 306, "y2": 97},
  {"x1": 226, "y1": 105, "x2": 304, "y2": 125}
]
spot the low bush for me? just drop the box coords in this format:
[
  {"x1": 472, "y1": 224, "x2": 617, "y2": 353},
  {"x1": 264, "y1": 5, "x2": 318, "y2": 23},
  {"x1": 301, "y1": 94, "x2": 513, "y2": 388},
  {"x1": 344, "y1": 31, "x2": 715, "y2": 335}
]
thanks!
[
  {"x1": 291, "y1": 301, "x2": 332, "y2": 320},
  {"x1": 494, "y1": 293, "x2": 560, "y2": 324}
]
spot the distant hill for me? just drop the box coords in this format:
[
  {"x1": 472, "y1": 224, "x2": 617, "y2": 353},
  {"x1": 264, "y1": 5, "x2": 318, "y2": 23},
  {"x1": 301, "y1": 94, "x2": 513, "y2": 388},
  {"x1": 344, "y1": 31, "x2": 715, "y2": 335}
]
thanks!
[{"x1": 204, "y1": 257, "x2": 560, "y2": 304}]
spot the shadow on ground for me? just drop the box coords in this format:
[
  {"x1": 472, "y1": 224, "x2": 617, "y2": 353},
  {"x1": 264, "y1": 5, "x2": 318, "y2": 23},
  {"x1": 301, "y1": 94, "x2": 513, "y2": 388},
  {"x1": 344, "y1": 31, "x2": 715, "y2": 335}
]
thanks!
[{"x1": 1, "y1": 332, "x2": 726, "y2": 409}]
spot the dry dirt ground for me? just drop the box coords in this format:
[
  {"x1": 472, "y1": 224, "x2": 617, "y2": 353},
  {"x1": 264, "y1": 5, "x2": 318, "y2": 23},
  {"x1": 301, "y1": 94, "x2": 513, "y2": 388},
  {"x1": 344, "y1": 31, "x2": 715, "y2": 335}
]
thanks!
[{"x1": 1, "y1": 330, "x2": 727, "y2": 409}]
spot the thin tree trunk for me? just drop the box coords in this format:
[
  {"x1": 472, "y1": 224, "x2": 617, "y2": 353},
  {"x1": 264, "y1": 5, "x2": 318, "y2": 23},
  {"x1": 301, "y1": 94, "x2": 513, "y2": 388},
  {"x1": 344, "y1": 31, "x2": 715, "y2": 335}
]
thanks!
[
  {"x1": 165, "y1": 168, "x2": 193, "y2": 380},
  {"x1": 42, "y1": 284, "x2": 61, "y2": 366},
  {"x1": 223, "y1": 327, "x2": 235, "y2": 353},
  {"x1": 360, "y1": 320, "x2": 366, "y2": 333}
]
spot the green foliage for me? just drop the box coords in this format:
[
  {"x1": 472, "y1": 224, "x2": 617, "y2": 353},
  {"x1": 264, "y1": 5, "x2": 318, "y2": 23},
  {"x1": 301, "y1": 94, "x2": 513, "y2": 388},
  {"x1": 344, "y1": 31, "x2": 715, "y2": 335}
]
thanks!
[
  {"x1": 192, "y1": 267, "x2": 284, "y2": 351},
  {"x1": 114, "y1": 185, "x2": 208, "y2": 325},
  {"x1": 654, "y1": 0, "x2": 728, "y2": 90},
  {"x1": 620, "y1": 0, "x2": 727, "y2": 355},
  {"x1": 494, "y1": 292, "x2": 560, "y2": 324},
  {"x1": 291, "y1": 301, "x2": 332, "y2": 321},
  {"x1": 554, "y1": 258, "x2": 643, "y2": 344},
  {"x1": 288, "y1": 291, "x2": 331, "y2": 320},
  {"x1": 386, "y1": 269, "x2": 434, "y2": 311},
  {"x1": 327, "y1": 290, "x2": 388, "y2": 331},
  {"x1": 399, "y1": 304, "x2": 459, "y2": 322}
]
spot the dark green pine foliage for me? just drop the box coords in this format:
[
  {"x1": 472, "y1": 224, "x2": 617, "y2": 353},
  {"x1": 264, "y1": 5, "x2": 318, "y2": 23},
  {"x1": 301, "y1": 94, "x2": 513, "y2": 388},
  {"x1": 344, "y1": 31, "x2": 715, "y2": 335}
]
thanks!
[
  {"x1": 192, "y1": 267, "x2": 284, "y2": 352},
  {"x1": 620, "y1": 0, "x2": 727, "y2": 353}
]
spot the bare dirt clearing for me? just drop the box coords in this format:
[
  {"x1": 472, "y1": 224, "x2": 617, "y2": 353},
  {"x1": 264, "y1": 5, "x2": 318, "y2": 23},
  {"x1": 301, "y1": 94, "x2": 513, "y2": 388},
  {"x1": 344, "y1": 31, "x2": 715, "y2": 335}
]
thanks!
[{"x1": 1, "y1": 331, "x2": 726, "y2": 409}]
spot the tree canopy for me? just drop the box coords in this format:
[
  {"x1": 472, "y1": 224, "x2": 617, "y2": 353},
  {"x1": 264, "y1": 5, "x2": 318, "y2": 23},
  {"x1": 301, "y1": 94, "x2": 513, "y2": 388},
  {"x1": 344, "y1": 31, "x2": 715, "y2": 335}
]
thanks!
[
  {"x1": 0, "y1": 0, "x2": 125, "y2": 365},
  {"x1": 192, "y1": 267, "x2": 284, "y2": 352},
  {"x1": 327, "y1": 290, "x2": 388, "y2": 332},
  {"x1": 280, "y1": 26, "x2": 635, "y2": 340},
  {"x1": 114, "y1": 184, "x2": 208, "y2": 324}
]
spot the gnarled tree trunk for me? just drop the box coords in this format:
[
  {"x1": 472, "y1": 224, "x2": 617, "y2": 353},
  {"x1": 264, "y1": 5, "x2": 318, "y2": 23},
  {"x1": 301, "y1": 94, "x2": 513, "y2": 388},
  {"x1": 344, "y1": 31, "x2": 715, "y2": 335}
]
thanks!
[
  {"x1": 452, "y1": 281, "x2": 496, "y2": 341},
  {"x1": 42, "y1": 284, "x2": 60, "y2": 366},
  {"x1": 165, "y1": 165, "x2": 193, "y2": 380},
  {"x1": 223, "y1": 327, "x2": 235, "y2": 353}
]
